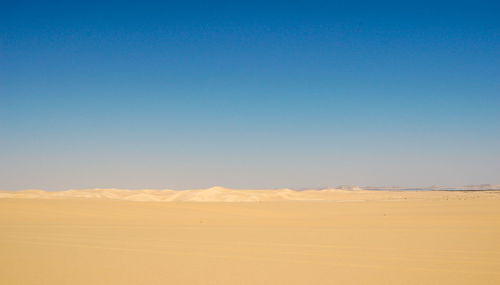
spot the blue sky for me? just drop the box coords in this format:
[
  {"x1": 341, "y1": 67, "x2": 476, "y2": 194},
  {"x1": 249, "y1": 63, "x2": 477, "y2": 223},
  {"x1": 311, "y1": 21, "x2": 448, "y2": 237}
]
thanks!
[{"x1": 1, "y1": 1, "x2": 499, "y2": 190}]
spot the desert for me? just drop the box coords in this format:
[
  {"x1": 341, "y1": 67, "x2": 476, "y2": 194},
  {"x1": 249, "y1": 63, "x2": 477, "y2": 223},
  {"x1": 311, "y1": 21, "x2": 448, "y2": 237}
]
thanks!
[
  {"x1": 1, "y1": 188, "x2": 499, "y2": 284},
  {"x1": 3, "y1": 2, "x2": 500, "y2": 284}
]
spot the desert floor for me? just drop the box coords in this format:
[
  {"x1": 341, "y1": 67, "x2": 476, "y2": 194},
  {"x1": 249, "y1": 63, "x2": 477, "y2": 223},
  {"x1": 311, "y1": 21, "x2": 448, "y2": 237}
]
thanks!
[{"x1": 1, "y1": 190, "x2": 499, "y2": 284}]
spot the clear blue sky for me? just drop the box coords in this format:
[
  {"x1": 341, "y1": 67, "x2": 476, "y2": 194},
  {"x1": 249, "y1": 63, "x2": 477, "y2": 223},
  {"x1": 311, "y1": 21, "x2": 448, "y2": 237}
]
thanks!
[{"x1": 1, "y1": 1, "x2": 499, "y2": 190}]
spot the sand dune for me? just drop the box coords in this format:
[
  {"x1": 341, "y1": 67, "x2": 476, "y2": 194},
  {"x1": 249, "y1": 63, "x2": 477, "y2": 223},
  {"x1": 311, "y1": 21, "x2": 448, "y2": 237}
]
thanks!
[
  {"x1": 1, "y1": 189, "x2": 499, "y2": 284},
  {"x1": 2, "y1": 186, "x2": 500, "y2": 202}
]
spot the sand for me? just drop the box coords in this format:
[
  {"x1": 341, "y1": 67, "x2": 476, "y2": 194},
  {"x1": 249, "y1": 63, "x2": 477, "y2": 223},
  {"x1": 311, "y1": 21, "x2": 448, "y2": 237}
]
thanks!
[{"x1": 1, "y1": 188, "x2": 499, "y2": 284}]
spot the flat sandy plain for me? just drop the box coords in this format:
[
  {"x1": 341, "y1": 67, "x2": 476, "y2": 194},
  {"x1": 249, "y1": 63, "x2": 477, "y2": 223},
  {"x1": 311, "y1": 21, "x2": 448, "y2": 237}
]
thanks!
[{"x1": 1, "y1": 188, "x2": 500, "y2": 284}]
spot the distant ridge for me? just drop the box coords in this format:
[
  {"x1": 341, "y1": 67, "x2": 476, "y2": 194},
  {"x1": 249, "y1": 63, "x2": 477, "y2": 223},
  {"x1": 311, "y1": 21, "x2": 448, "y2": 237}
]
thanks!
[
  {"x1": 362, "y1": 184, "x2": 500, "y2": 191},
  {"x1": 0, "y1": 185, "x2": 499, "y2": 202},
  {"x1": 296, "y1": 184, "x2": 500, "y2": 191}
]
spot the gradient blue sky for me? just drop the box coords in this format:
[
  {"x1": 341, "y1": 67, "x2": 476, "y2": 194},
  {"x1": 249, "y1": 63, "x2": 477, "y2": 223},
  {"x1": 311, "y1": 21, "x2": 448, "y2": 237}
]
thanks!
[{"x1": 1, "y1": 1, "x2": 499, "y2": 190}]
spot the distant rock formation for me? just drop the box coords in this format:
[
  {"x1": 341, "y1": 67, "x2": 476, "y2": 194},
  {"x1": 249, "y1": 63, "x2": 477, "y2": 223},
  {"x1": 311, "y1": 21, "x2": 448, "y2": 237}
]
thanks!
[{"x1": 336, "y1": 185, "x2": 364, "y2": 191}]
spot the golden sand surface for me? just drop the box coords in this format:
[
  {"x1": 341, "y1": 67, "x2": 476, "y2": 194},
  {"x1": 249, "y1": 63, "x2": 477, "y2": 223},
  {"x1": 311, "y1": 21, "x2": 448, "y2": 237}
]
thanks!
[{"x1": 1, "y1": 189, "x2": 499, "y2": 284}]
